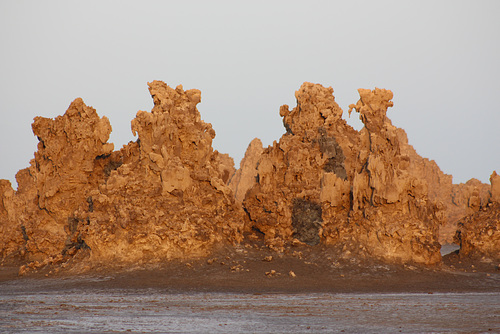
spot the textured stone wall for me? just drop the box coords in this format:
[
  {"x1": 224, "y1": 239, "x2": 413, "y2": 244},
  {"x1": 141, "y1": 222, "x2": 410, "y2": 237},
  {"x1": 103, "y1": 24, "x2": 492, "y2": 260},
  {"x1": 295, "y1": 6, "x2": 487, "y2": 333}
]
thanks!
[
  {"x1": 454, "y1": 171, "x2": 500, "y2": 260},
  {"x1": 80, "y1": 82, "x2": 244, "y2": 264},
  {"x1": 0, "y1": 81, "x2": 244, "y2": 270},
  {"x1": 240, "y1": 84, "x2": 445, "y2": 265},
  {"x1": 1, "y1": 80, "x2": 497, "y2": 271}
]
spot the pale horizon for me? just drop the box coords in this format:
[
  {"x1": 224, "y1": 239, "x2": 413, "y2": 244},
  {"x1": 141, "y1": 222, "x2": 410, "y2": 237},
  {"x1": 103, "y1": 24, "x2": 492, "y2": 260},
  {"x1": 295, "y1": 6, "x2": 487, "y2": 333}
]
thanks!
[{"x1": 1, "y1": 1, "x2": 499, "y2": 188}]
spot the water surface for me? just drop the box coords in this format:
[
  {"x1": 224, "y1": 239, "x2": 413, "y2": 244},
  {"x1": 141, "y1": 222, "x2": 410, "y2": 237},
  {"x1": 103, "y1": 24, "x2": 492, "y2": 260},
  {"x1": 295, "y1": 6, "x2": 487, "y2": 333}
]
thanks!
[{"x1": 1, "y1": 281, "x2": 498, "y2": 333}]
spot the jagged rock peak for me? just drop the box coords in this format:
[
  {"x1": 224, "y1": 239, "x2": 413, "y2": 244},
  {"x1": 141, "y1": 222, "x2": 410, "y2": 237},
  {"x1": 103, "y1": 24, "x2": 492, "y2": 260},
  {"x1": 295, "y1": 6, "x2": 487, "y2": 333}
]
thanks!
[
  {"x1": 0, "y1": 81, "x2": 244, "y2": 271},
  {"x1": 242, "y1": 83, "x2": 443, "y2": 265},
  {"x1": 148, "y1": 81, "x2": 202, "y2": 115},
  {"x1": 228, "y1": 138, "x2": 264, "y2": 203},
  {"x1": 348, "y1": 88, "x2": 394, "y2": 132},
  {"x1": 490, "y1": 171, "x2": 500, "y2": 203},
  {"x1": 280, "y1": 82, "x2": 345, "y2": 137},
  {"x1": 131, "y1": 81, "x2": 216, "y2": 171},
  {"x1": 79, "y1": 81, "x2": 244, "y2": 264}
]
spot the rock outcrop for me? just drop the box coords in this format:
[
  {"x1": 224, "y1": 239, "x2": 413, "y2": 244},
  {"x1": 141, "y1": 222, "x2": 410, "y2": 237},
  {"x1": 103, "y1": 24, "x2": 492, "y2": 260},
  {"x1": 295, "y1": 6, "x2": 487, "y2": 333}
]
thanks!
[
  {"x1": 347, "y1": 88, "x2": 445, "y2": 264},
  {"x1": 228, "y1": 138, "x2": 264, "y2": 203},
  {"x1": 79, "y1": 82, "x2": 244, "y2": 264},
  {"x1": 441, "y1": 179, "x2": 490, "y2": 243},
  {"x1": 453, "y1": 171, "x2": 500, "y2": 261},
  {"x1": 0, "y1": 179, "x2": 25, "y2": 264},
  {"x1": 396, "y1": 131, "x2": 491, "y2": 244},
  {"x1": 491, "y1": 171, "x2": 500, "y2": 203},
  {"x1": 240, "y1": 84, "x2": 445, "y2": 265},
  {"x1": 1, "y1": 99, "x2": 114, "y2": 265},
  {"x1": 0, "y1": 81, "x2": 244, "y2": 269},
  {"x1": 1, "y1": 80, "x2": 497, "y2": 272}
]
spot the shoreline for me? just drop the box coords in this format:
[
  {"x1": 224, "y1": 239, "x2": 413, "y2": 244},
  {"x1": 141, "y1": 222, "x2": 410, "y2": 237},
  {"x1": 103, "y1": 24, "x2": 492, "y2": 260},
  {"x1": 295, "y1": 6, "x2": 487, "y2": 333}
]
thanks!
[{"x1": 1, "y1": 243, "x2": 499, "y2": 295}]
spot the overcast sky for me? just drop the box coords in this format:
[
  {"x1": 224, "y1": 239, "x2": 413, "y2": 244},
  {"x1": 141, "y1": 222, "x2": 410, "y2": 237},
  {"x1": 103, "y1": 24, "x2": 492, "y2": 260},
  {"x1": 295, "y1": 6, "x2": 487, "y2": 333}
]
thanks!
[{"x1": 1, "y1": 1, "x2": 499, "y2": 188}]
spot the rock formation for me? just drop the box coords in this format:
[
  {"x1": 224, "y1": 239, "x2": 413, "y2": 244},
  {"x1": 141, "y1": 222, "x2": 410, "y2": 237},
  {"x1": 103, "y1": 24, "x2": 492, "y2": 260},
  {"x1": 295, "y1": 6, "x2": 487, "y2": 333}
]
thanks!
[
  {"x1": 0, "y1": 81, "x2": 244, "y2": 270},
  {"x1": 80, "y1": 82, "x2": 244, "y2": 264},
  {"x1": 491, "y1": 171, "x2": 500, "y2": 203},
  {"x1": 441, "y1": 179, "x2": 490, "y2": 243},
  {"x1": 0, "y1": 179, "x2": 25, "y2": 264},
  {"x1": 347, "y1": 88, "x2": 445, "y2": 264},
  {"x1": 396, "y1": 130, "x2": 491, "y2": 244},
  {"x1": 1, "y1": 99, "x2": 114, "y2": 266},
  {"x1": 228, "y1": 138, "x2": 264, "y2": 203},
  {"x1": 240, "y1": 84, "x2": 445, "y2": 265},
  {"x1": 453, "y1": 171, "x2": 500, "y2": 261},
  {"x1": 1, "y1": 80, "x2": 497, "y2": 272}
]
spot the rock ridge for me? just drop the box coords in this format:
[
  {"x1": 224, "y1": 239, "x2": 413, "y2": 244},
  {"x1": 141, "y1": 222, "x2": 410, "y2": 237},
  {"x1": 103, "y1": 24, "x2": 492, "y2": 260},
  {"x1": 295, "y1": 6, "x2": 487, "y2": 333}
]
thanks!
[
  {"x1": 240, "y1": 84, "x2": 445, "y2": 265},
  {"x1": 0, "y1": 81, "x2": 244, "y2": 272},
  {"x1": 1, "y1": 81, "x2": 498, "y2": 274}
]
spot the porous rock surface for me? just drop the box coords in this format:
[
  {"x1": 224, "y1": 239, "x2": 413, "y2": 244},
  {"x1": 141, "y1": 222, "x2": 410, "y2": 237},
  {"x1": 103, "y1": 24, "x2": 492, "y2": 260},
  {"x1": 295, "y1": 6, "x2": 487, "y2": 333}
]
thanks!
[
  {"x1": 1, "y1": 99, "x2": 114, "y2": 266},
  {"x1": 453, "y1": 171, "x2": 500, "y2": 261},
  {"x1": 240, "y1": 84, "x2": 446, "y2": 265},
  {"x1": 228, "y1": 138, "x2": 264, "y2": 203},
  {"x1": 0, "y1": 81, "x2": 244, "y2": 269},
  {"x1": 398, "y1": 142, "x2": 491, "y2": 244},
  {"x1": 443, "y1": 179, "x2": 490, "y2": 243},
  {"x1": 81, "y1": 82, "x2": 244, "y2": 264},
  {"x1": 1, "y1": 80, "x2": 498, "y2": 272}
]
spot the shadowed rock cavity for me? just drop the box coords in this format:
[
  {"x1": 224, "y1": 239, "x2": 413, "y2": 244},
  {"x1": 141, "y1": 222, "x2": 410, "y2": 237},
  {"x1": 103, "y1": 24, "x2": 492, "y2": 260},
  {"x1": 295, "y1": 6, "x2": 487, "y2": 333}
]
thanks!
[
  {"x1": 317, "y1": 127, "x2": 347, "y2": 180},
  {"x1": 292, "y1": 198, "x2": 323, "y2": 246}
]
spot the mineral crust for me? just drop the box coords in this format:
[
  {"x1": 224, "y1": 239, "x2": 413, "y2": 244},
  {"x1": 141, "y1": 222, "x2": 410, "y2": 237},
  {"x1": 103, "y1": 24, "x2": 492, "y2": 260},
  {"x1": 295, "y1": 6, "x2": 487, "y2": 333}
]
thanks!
[
  {"x1": 1, "y1": 80, "x2": 498, "y2": 272},
  {"x1": 453, "y1": 171, "x2": 500, "y2": 261},
  {"x1": 0, "y1": 81, "x2": 244, "y2": 270},
  {"x1": 1, "y1": 98, "x2": 114, "y2": 265},
  {"x1": 240, "y1": 84, "x2": 445, "y2": 265},
  {"x1": 80, "y1": 82, "x2": 244, "y2": 264}
]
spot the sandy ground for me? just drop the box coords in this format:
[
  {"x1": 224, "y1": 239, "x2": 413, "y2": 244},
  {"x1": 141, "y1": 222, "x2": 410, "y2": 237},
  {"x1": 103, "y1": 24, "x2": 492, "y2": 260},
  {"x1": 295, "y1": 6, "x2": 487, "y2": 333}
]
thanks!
[{"x1": 1, "y1": 240, "x2": 498, "y2": 294}]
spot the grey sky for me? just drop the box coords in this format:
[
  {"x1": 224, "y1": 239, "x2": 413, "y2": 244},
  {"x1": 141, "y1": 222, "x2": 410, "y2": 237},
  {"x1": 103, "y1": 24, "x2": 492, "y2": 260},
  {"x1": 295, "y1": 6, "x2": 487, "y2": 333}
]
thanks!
[{"x1": 1, "y1": 1, "x2": 499, "y2": 188}]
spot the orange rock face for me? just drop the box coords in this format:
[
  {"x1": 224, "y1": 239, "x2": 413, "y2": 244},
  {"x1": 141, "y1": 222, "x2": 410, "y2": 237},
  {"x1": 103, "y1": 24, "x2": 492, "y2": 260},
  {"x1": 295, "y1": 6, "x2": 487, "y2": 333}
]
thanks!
[
  {"x1": 231, "y1": 84, "x2": 498, "y2": 264},
  {"x1": 489, "y1": 171, "x2": 500, "y2": 203},
  {"x1": 441, "y1": 179, "x2": 490, "y2": 243},
  {"x1": 453, "y1": 172, "x2": 500, "y2": 261},
  {"x1": 240, "y1": 84, "x2": 445, "y2": 265},
  {"x1": 0, "y1": 179, "x2": 25, "y2": 264},
  {"x1": 80, "y1": 82, "x2": 244, "y2": 264},
  {"x1": 395, "y1": 121, "x2": 491, "y2": 245},
  {"x1": 228, "y1": 138, "x2": 264, "y2": 203},
  {"x1": 1, "y1": 80, "x2": 497, "y2": 270},
  {"x1": 0, "y1": 81, "x2": 244, "y2": 269},
  {"x1": 1, "y1": 99, "x2": 114, "y2": 265}
]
